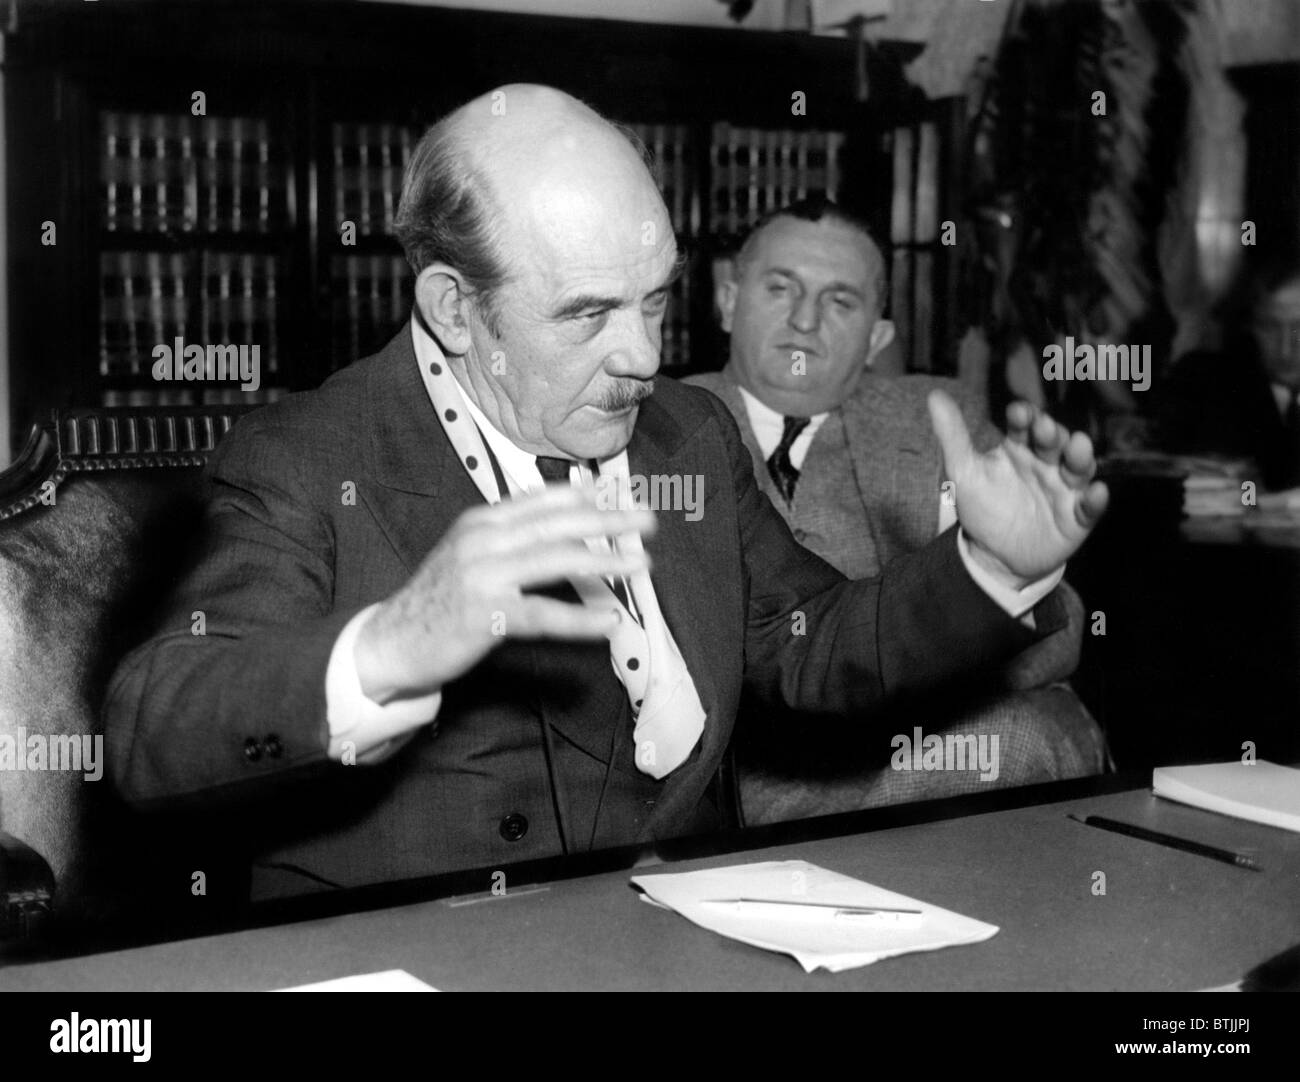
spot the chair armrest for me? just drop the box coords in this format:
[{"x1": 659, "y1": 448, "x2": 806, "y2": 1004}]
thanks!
[{"x1": 0, "y1": 831, "x2": 55, "y2": 944}]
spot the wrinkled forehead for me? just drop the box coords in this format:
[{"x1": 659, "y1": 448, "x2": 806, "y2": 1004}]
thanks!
[{"x1": 506, "y1": 156, "x2": 676, "y2": 294}]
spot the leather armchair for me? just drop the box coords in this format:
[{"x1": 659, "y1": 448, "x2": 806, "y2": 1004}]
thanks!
[{"x1": 0, "y1": 405, "x2": 257, "y2": 950}]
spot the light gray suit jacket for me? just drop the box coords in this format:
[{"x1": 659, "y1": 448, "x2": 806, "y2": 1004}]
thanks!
[{"x1": 685, "y1": 364, "x2": 1084, "y2": 694}]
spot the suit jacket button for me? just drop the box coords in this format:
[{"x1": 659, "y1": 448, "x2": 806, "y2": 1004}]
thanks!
[
  {"x1": 243, "y1": 738, "x2": 262, "y2": 763},
  {"x1": 499, "y1": 813, "x2": 528, "y2": 842},
  {"x1": 264, "y1": 734, "x2": 283, "y2": 758},
  {"x1": 793, "y1": 528, "x2": 808, "y2": 542}
]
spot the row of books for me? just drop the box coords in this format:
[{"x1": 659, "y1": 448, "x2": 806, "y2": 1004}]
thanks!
[
  {"x1": 99, "y1": 250, "x2": 281, "y2": 378},
  {"x1": 326, "y1": 119, "x2": 843, "y2": 246},
  {"x1": 708, "y1": 123, "x2": 845, "y2": 240},
  {"x1": 100, "y1": 111, "x2": 287, "y2": 235},
  {"x1": 96, "y1": 115, "x2": 849, "y2": 374},
  {"x1": 100, "y1": 387, "x2": 288, "y2": 408},
  {"x1": 626, "y1": 123, "x2": 698, "y2": 240},
  {"x1": 331, "y1": 122, "x2": 422, "y2": 238},
  {"x1": 888, "y1": 119, "x2": 946, "y2": 372},
  {"x1": 329, "y1": 254, "x2": 414, "y2": 369}
]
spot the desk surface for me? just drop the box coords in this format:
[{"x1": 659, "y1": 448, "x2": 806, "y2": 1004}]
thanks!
[{"x1": 4, "y1": 784, "x2": 1298, "y2": 991}]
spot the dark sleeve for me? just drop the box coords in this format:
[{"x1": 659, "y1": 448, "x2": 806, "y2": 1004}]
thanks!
[
  {"x1": 103, "y1": 411, "x2": 361, "y2": 808},
  {"x1": 996, "y1": 579, "x2": 1084, "y2": 690},
  {"x1": 701, "y1": 393, "x2": 1044, "y2": 718}
]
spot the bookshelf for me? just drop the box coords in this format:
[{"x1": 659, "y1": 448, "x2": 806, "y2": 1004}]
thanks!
[{"x1": 5, "y1": 0, "x2": 953, "y2": 452}]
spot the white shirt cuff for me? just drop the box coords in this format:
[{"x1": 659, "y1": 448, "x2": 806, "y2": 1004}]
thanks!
[
  {"x1": 325, "y1": 603, "x2": 442, "y2": 763},
  {"x1": 956, "y1": 528, "x2": 1064, "y2": 623}
]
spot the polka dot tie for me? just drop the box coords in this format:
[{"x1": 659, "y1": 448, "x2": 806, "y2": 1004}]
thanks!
[{"x1": 410, "y1": 322, "x2": 705, "y2": 778}]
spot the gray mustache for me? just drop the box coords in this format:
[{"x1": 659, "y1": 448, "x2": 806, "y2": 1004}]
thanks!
[{"x1": 595, "y1": 379, "x2": 655, "y2": 411}]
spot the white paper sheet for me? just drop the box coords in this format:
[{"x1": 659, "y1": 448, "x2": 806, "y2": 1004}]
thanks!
[
  {"x1": 631, "y1": 859, "x2": 999, "y2": 974},
  {"x1": 276, "y1": 969, "x2": 438, "y2": 992}
]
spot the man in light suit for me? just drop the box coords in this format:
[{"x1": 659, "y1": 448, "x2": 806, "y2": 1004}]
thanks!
[
  {"x1": 688, "y1": 198, "x2": 1105, "y2": 825},
  {"x1": 105, "y1": 87, "x2": 1108, "y2": 901}
]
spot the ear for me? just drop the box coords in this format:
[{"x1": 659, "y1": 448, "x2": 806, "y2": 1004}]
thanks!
[
  {"x1": 716, "y1": 278, "x2": 739, "y2": 335},
  {"x1": 864, "y1": 319, "x2": 895, "y2": 369},
  {"x1": 414, "y1": 264, "x2": 475, "y2": 355}
]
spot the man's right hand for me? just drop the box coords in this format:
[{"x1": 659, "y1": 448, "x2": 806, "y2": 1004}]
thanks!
[{"x1": 353, "y1": 485, "x2": 655, "y2": 705}]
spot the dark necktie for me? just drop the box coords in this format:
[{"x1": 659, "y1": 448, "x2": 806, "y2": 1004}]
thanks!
[
  {"x1": 766, "y1": 416, "x2": 811, "y2": 505},
  {"x1": 534, "y1": 455, "x2": 574, "y2": 484},
  {"x1": 535, "y1": 455, "x2": 638, "y2": 620}
]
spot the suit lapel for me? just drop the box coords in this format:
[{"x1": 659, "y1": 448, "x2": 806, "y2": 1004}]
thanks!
[
  {"x1": 360, "y1": 330, "x2": 485, "y2": 576},
  {"x1": 626, "y1": 394, "x2": 733, "y2": 798},
  {"x1": 714, "y1": 366, "x2": 789, "y2": 515},
  {"x1": 842, "y1": 378, "x2": 933, "y2": 564}
]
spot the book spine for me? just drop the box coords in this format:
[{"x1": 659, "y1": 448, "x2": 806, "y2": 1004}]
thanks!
[
  {"x1": 230, "y1": 116, "x2": 245, "y2": 233},
  {"x1": 205, "y1": 117, "x2": 221, "y2": 233},
  {"x1": 826, "y1": 131, "x2": 843, "y2": 202},
  {"x1": 127, "y1": 113, "x2": 144, "y2": 232},
  {"x1": 913, "y1": 251, "x2": 933, "y2": 373},
  {"x1": 217, "y1": 251, "x2": 232, "y2": 344},
  {"x1": 98, "y1": 252, "x2": 112, "y2": 377},
  {"x1": 124, "y1": 251, "x2": 140, "y2": 375},
  {"x1": 381, "y1": 123, "x2": 395, "y2": 235},
  {"x1": 181, "y1": 119, "x2": 197, "y2": 233},
  {"x1": 914, "y1": 121, "x2": 939, "y2": 244},
  {"x1": 170, "y1": 252, "x2": 188, "y2": 353},
  {"x1": 257, "y1": 117, "x2": 271, "y2": 233},
  {"x1": 346, "y1": 256, "x2": 361, "y2": 365},
  {"x1": 890, "y1": 125, "x2": 914, "y2": 246},
  {"x1": 794, "y1": 130, "x2": 809, "y2": 203},
  {"x1": 334, "y1": 123, "x2": 347, "y2": 234},
  {"x1": 145, "y1": 251, "x2": 164, "y2": 377},
  {"x1": 891, "y1": 247, "x2": 912, "y2": 373},
  {"x1": 358, "y1": 124, "x2": 372, "y2": 235},
  {"x1": 239, "y1": 253, "x2": 255, "y2": 348},
  {"x1": 104, "y1": 112, "x2": 119, "y2": 233},
  {"x1": 150, "y1": 113, "x2": 168, "y2": 232},
  {"x1": 390, "y1": 254, "x2": 406, "y2": 328}
]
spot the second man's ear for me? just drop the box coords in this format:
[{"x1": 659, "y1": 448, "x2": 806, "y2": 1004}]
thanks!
[
  {"x1": 714, "y1": 257, "x2": 739, "y2": 334},
  {"x1": 414, "y1": 264, "x2": 476, "y2": 355},
  {"x1": 864, "y1": 319, "x2": 896, "y2": 369}
]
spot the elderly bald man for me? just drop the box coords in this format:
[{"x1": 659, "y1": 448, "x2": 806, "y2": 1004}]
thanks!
[{"x1": 105, "y1": 86, "x2": 1108, "y2": 901}]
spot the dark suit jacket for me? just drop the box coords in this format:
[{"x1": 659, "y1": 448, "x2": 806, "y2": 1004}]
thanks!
[
  {"x1": 1158, "y1": 336, "x2": 1300, "y2": 491},
  {"x1": 104, "y1": 329, "x2": 1045, "y2": 897}
]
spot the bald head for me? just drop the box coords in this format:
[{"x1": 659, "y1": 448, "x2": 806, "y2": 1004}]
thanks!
[
  {"x1": 396, "y1": 86, "x2": 663, "y2": 330},
  {"x1": 396, "y1": 85, "x2": 680, "y2": 461}
]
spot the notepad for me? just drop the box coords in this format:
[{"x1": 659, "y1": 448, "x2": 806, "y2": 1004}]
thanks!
[
  {"x1": 1153, "y1": 761, "x2": 1300, "y2": 834},
  {"x1": 631, "y1": 860, "x2": 998, "y2": 974}
]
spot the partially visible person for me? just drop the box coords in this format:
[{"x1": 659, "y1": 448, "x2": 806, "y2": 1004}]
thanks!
[
  {"x1": 1158, "y1": 269, "x2": 1300, "y2": 491},
  {"x1": 687, "y1": 197, "x2": 1105, "y2": 825}
]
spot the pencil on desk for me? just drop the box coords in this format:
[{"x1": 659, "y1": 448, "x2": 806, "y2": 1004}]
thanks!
[
  {"x1": 1067, "y1": 813, "x2": 1261, "y2": 871},
  {"x1": 699, "y1": 899, "x2": 925, "y2": 925}
]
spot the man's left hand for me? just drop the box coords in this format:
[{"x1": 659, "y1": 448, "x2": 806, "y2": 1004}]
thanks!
[{"x1": 928, "y1": 391, "x2": 1109, "y2": 585}]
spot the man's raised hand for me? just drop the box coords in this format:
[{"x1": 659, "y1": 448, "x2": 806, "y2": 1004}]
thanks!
[
  {"x1": 927, "y1": 391, "x2": 1109, "y2": 585},
  {"x1": 353, "y1": 486, "x2": 654, "y2": 705}
]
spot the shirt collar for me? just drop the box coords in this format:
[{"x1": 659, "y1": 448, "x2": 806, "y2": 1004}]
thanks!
[
  {"x1": 736, "y1": 383, "x2": 828, "y2": 457},
  {"x1": 410, "y1": 316, "x2": 606, "y2": 494}
]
